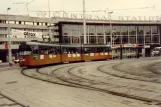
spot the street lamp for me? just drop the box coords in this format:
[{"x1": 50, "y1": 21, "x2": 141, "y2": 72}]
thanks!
[
  {"x1": 108, "y1": 11, "x2": 113, "y2": 59},
  {"x1": 83, "y1": 0, "x2": 87, "y2": 44},
  {"x1": 48, "y1": 0, "x2": 52, "y2": 42},
  {"x1": 7, "y1": 7, "x2": 12, "y2": 66}
]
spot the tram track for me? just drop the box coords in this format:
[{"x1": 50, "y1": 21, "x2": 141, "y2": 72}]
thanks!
[
  {"x1": 21, "y1": 64, "x2": 102, "y2": 91},
  {"x1": 60, "y1": 63, "x2": 161, "y2": 104},
  {"x1": 108, "y1": 59, "x2": 161, "y2": 83},
  {"x1": 0, "y1": 91, "x2": 28, "y2": 107},
  {"x1": 21, "y1": 59, "x2": 161, "y2": 105}
]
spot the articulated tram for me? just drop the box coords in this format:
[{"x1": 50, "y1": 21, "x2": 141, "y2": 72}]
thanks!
[{"x1": 18, "y1": 42, "x2": 112, "y2": 67}]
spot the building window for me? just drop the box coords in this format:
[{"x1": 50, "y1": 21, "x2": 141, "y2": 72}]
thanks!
[
  {"x1": 122, "y1": 36, "x2": 128, "y2": 44},
  {"x1": 37, "y1": 22, "x2": 39, "y2": 25},
  {"x1": 89, "y1": 36, "x2": 96, "y2": 44},
  {"x1": 0, "y1": 34, "x2": 7, "y2": 38},
  {"x1": 137, "y1": 36, "x2": 144, "y2": 44},
  {"x1": 152, "y1": 35, "x2": 159, "y2": 43},
  {"x1": 152, "y1": 26, "x2": 159, "y2": 34},
  {"x1": 88, "y1": 25, "x2": 96, "y2": 36},
  {"x1": 129, "y1": 26, "x2": 136, "y2": 35},
  {"x1": 137, "y1": 26, "x2": 144, "y2": 36},
  {"x1": 98, "y1": 36, "x2": 104, "y2": 44},
  {"x1": 144, "y1": 26, "x2": 151, "y2": 35},
  {"x1": 106, "y1": 36, "x2": 111, "y2": 44},
  {"x1": 0, "y1": 20, "x2": 7, "y2": 23},
  {"x1": 0, "y1": 28, "x2": 6, "y2": 31},
  {"x1": 145, "y1": 36, "x2": 151, "y2": 44},
  {"x1": 71, "y1": 25, "x2": 79, "y2": 36},
  {"x1": 72, "y1": 36, "x2": 79, "y2": 43},
  {"x1": 112, "y1": 26, "x2": 121, "y2": 35},
  {"x1": 104, "y1": 26, "x2": 110, "y2": 35},
  {"x1": 80, "y1": 36, "x2": 84, "y2": 44},
  {"x1": 114, "y1": 36, "x2": 121, "y2": 44},
  {"x1": 63, "y1": 36, "x2": 70, "y2": 43},
  {"x1": 19, "y1": 21, "x2": 21, "y2": 24},
  {"x1": 129, "y1": 36, "x2": 136, "y2": 43},
  {"x1": 96, "y1": 26, "x2": 104, "y2": 35},
  {"x1": 0, "y1": 42, "x2": 6, "y2": 44},
  {"x1": 0, "y1": 20, "x2": 6, "y2": 23},
  {"x1": 121, "y1": 26, "x2": 128, "y2": 35}
]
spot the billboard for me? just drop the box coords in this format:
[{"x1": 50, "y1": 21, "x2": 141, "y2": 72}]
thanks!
[{"x1": 11, "y1": 29, "x2": 43, "y2": 38}]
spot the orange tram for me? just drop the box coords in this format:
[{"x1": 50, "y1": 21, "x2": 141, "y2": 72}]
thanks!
[{"x1": 18, "y1": 42, "x2": 112, "y2": 67}]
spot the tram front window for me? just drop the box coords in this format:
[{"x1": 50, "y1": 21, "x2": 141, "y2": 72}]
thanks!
[{"x1": 19, "y1": 44, "x2": 32, "y2": 56}]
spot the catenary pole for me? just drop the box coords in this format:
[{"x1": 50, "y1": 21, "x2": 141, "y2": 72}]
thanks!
[{"x1": 7, "y1": 7, "x2": 12, "y2": 66}]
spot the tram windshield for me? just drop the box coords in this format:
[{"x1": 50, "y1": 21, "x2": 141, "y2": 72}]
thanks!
[{"x1": 19, "y1": 43, "x2": 32, "y2": 55}]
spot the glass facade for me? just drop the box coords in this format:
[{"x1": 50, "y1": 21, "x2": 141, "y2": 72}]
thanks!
[{"x1": 62, "y1": 24, "x2": 160, "y2": 45}]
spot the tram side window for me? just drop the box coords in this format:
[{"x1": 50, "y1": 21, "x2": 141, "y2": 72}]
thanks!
[
  {"x1": 84, "y1": 48, "x2": 92, "y2": 53},
  {"x1": 48, "y1": 47, "x2": 60, "y2": 54},
  {"x1": 97, "y1": 47, "x2": 109, "y2": 53},
  {"x1": 39, "y1": 46, "x2": 60, "y2": 55},
  {"x1": 63, "y1": 47, "x2": 81, "y2": 54},
  {"x1": 32, "y1": 49, "x2": 39, "y2": 54},
  {"x1": 104, "y1": 48, "x2": 110, "y2": 53},
  {"x1": 97, "y1": 48, "x2": 104, "y2": 52},
  {"x1": 84, "y1": 47, "x2": 110, "y2": 54}
]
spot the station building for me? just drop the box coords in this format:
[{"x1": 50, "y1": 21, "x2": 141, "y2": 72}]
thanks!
[
  {"x1": 0, "y1": 14, "x2": 59, "y2": 62},
  {"x1": 57, "y1": 20, "x2": 160, "y2": 58},
  {"x1": 0, "y1": 14, "x2": 160, "y2": 62}
]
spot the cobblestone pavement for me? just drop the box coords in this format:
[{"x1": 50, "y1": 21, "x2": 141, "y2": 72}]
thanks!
[{"x1": 0, "y1": 57, "x2": 161, "y2": 107}]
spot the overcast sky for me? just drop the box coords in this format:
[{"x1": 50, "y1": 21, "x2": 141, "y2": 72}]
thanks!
[{"x1": 1, "y1": 0, "x2": 161, "y2": 20}]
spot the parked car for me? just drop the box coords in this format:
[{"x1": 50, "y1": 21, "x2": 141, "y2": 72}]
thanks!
[{"x1": 151, "y1": 47, "x2": 161, "y2": 56}]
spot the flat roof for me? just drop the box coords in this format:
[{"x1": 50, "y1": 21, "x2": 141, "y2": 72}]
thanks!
[{"x1": 58, "y1": 20, "x2": 161, "y2": 25}]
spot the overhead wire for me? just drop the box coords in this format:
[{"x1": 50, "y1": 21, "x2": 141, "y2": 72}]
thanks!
[{"x1": 29, "y1": 6, "x2": 154, "y2": 13}]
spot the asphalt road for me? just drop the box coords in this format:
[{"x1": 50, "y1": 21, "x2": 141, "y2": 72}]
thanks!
[{"x1": 0, "y1": 57, "x2": 161, "y2": 107}]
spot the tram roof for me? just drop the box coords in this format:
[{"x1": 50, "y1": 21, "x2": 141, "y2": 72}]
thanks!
[
  {"x1": 82, "y1": 44, "x2": 111, "y2": 48},
  {"x1": 24, "y1": 42, "x2": 111, "y2": 48},
  {"x1": 61, "y1": 44, "x2": 82, "y2": 47},
  {"x1": 26, "y1": 42, "x2": 60, "y2": 47}
]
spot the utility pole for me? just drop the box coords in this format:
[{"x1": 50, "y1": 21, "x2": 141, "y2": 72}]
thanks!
[
  {"x1": 108, "y1": 12, "x2": 113, "y2": 59},
  {"x1": 83, "y1": 0, "x2": 87, "y2": 44},
  {"x1": 7, "y1": 7, "x2": 12, "y2": 66},
  {"x1": 48, "y1": 0, "x2": 52, "y2": 42}
]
